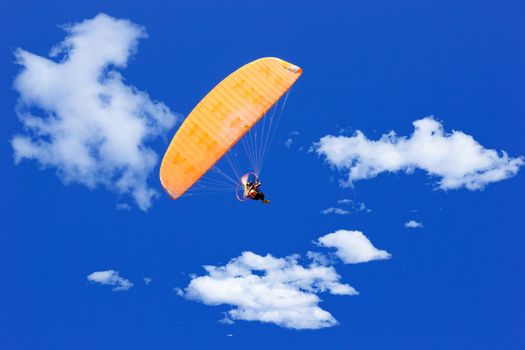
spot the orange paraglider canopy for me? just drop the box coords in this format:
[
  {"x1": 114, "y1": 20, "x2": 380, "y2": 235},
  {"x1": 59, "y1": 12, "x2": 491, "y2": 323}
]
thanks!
[{"x1": 160, "y1": 57, "x2": 302, "y2": 200}]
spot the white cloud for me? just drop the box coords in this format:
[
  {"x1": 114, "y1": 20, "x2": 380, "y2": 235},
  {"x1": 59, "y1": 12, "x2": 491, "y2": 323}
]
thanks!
[
  {"x1": 116, "y1": 203, "x2": 131, "y2": 210},
  {"x1": 404, "y1": 220, "x2": 423, "y2": 228},
  {"x1": 11, "y1": 13, "x2": 179, "y2": 210},
  {"x1": 285, "y1": 131, "x2": 300, "y2": 148},
  {"x1": 314, "y1": 117, "x2": 524, "y2": 191},
  {"x1": 336, "y1": 199, "x2": 371, "y2": 213},
  {"x1": 143, "y1": 276, "x2": 152, "y2": 285},
  {"x1": 178, "y1": 251, "x2": 357, "y2": 330},
  {"x1": 322, "y1": 199, "x2": 371, "y2": 215},
  {"x1": 87, "y1": 270, "x2": 133, "y2": 291},
  {"x1": 321, "y1": 207, "x2": 351, "y2": 215},
  {"x1": 317, "y1": 230, "x2": 391, "y2": 264},
  {"x1": 357, "y1": 202, "x2": 370, "y2": 212},
  {"x1": 306, "y1": 251, "x2": 333, "y2": 266}
]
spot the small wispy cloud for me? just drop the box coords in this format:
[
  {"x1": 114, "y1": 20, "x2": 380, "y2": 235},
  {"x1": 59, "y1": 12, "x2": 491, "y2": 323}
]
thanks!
[
  {"x1": 116, "y1": 203, "x2": 131, "y2": 211},
  {"x1": 337, "y1": 199, "x2": 371, "y2": 213},
  {"x1": 321, "y1": 207, "x2": 351, "y2": 215},
  {"x1": 87, "y1": 270, "x2": 133, "y2": 291},
  {"x1": 322, "y1": 199, "x2": 371, "y2": 215},
  {"x1": 314, "y1": 117, "x2": 524, "y2": 190},
  {"x1": 143, "y1": 276, "x2": 152, "y2": 285},
  {"x1": 404, "y1": 220, "x2": 423, "y2": 229},
  {"x1": 284, "y1": 130, "x2": 300, "y2": 148},
  {"x1": 11, "y1": 14, "x2": 179, "y2": 211}
]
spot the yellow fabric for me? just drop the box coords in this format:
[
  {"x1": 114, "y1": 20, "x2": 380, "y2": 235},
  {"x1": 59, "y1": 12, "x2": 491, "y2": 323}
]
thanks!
[{"x1": 160, "y1": 57, "x2": 302, "y2": 199}]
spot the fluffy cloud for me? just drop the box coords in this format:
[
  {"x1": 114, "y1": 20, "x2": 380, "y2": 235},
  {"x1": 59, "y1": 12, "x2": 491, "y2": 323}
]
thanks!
[
  {"x1": 405, "y1": 220, "x2": 423, "y2": 228},
  {"x1": 87, "y1": 270, "x2": 133, "y2": 291},
  {"x1": 178, "y1": 251, "x2": 357, "y2": 330},
  {"x1": 314, "y1": 117, "x2": 523, "y2": 190},
  {"x1": 11, "y1": 14, "x2": 179, "y2": 210},
  {"x1": 317, "y1": 230, "x2": 391, "y2": 264}
]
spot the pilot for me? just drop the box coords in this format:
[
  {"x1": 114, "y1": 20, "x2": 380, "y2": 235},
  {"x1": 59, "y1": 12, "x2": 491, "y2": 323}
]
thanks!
[{"x1": 244, "y1": 179, "x2": 270, "y2": 204}]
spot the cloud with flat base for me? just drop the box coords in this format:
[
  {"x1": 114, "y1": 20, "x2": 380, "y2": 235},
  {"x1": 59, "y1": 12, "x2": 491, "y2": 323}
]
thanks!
[{"x1": 314, "y1": 117, "x2": 523, "y2": 191}]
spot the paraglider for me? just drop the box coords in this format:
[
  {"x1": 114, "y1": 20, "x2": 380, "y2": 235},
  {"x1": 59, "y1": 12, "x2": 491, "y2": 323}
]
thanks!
[
  {"x1": 244, "y1": 178, "x2": 269, "y2": 204},
  {"x1": 160, "y1": 57, "x2": 302, "y2": 202},
  {"x1": 236, "y1": 172, "x2": 269, "y2": 204}
]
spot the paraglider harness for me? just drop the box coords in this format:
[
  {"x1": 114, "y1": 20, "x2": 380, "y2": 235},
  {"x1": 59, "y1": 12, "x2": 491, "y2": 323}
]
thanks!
[{"x1": 245, "y1": 180, "x2": 269, "y2": 203}]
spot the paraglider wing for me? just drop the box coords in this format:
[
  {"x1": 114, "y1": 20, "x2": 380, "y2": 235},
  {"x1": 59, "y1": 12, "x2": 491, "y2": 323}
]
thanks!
[{"x1": 160, "y1": 57, "x2": 302, "y2": 199}]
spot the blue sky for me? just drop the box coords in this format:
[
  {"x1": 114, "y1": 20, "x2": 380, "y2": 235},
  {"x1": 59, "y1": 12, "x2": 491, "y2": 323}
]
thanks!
[{"x1": 1, "y1": 1, "x2": 524, "y2": 349}]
